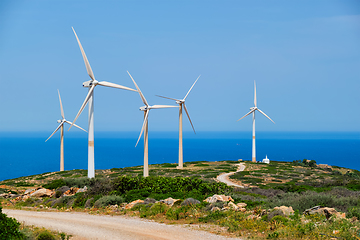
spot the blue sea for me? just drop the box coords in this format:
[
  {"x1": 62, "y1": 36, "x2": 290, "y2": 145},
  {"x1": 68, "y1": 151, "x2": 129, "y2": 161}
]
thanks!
[{"x1": 0, "y1": 131, "x2": 359, "y2": 181}]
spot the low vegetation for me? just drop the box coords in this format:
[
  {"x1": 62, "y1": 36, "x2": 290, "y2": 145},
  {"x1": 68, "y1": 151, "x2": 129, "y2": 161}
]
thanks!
[
  {"x1": 2, "y1": 160, "x2": 360, "y2": 239},
  {"x1": 0, "y1": 205, "x2": 71, "y2": 240}
]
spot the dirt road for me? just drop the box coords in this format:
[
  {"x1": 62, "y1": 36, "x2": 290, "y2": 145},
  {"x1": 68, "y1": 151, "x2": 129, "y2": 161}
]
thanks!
[
  {"x1": 216, "y1": 163, "x2": 245, "y2": 188},
  {"x1": 5, "y1": 209, "x2": 242, "y2": 240}
]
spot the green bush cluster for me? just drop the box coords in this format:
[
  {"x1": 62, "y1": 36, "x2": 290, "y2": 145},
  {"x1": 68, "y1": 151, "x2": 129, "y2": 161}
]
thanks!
[
  {"x1": 0, "y1": 206, "x2": 24, "y2": 240},
  {"x1": 43, "y1": 178, "x2": 91, "y2": 190},
  {"x1": 94, "y1": 195, "x2": 124, "y2": 208},
  {"x1": 36, "y1": 230, "x2": 55, "y2": 240},
  {"x1": 293, "y1": 159, "x2": 317, "y2": 168},
  {"x1": 111, "y1": 176, "x2": 231, "y2": 202},
  {"x1": 40, "y1": 176, "x2": 231, "y2": 209},
  {"x1": 266, "y1": 188, "x2": 360, "y2": 212}
]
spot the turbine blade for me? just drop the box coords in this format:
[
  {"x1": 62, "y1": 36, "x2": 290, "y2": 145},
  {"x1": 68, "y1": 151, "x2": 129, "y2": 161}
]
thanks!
[
  {"x1": 183, "y1": 104, "x2": 196, "y2": 134},
  {"x1": 45, "y1": 122, "x2": 63, "y2": 142},
  {"x1": 72, "y1": 27, "x2": 95, "y2": 81},
  {"x1": 155, "y1": 95, "x2": 180, "y2": 101},
  {"x1": 127, "y1": 71, "x2": 148, "y2": 106},
  {"x1": 184, "y1": 75, "x2": 200, "y2": 100},
  {"x1": 68, "y1": 84, "x2": 96, "y2": 131},
  {"x1": 98, "y1": 81, "x2": 137, "y2": 92},
  {"x1": 64, "y1": 120, "x2": 87, "y2": 132},
  {"x1": 237, "y1": 109, "x2": 254, "y2": 121},
  {"x1": 57, "y1": 89, "x2": 65, "y2": 119},
  {"x1": 151, "y1": 105, "x2": 178, "y2": 109},
  {"x1": 254, "y1": 80, "x2": 257, "y2": 107},
  {"x1": 136, "y1": 110, "x2": 149, "y2": 147},
  {"x1": 257, "y1": 109, "x2": 275, "y2": 124}
]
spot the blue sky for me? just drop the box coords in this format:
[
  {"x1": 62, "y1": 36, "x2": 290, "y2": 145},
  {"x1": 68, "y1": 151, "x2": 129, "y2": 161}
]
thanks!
[{"x1": 0, "y1": 0, "x2": 359, "y2": 133}]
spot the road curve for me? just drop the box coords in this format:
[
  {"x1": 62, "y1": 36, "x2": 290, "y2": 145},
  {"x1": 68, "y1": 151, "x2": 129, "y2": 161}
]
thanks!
[
  {"x1": 216, "y1": 163, "x2": 245, "y2": 188},
  {"x1": 5, "y1": 209, "x2": 242, "y2": 240}
]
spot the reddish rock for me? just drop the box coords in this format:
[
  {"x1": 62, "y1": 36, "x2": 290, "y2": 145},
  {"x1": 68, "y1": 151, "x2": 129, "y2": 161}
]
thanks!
[{"x1": 125, "y1": 199, "x2": 144, "y2": 209}]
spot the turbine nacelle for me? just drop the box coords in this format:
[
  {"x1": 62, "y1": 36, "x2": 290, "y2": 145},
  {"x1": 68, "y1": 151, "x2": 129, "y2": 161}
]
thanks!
[
  {"x1": 82, "y1": 80, "x2": 98, "y2": 87},
  {"x1": 140, "y1": 106, "x2": 148, "y2": 111},
  {"x1": 57, "y1": 119, "x2": 62, "y2": 123},
  {"x1": 176, "y1": 100, "x2": 185, "y2": 104},
  {"x1": 250, "y1": 107, "x2": 257, "y2": 111}
]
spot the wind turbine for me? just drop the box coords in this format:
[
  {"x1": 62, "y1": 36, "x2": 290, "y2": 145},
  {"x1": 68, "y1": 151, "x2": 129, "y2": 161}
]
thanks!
[
  {"x1": 69, "y1": 27, "x2": 137, "y2": 178},
  {"x1": 46, "y1": 90, "x2": 87, "y2": 171},
  {"x1": 127, "y1": 71, "x2": 178, "y2": 177},
  {"x1": 156, "y1": 75, "x2": 200, "y2": 169},
  {"x1": 237, "y1": 81, "x2": 275, "y2": 162}
]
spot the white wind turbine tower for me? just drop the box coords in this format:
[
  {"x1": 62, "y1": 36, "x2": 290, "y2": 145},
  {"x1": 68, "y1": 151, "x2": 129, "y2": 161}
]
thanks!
[
  {"x1": 69, "y1": 27, "x2": 137, "y2": 178},
  {"x1": 46, "y1": 90, "x2": 87, "y2": 171},
  {"x1": 237, "y1": 81, "x2": 275, "y2": 162},
  {"x1": 156, "y1": 75, "x2": 200, "y2": 169},
  {"x1": 127, "y1": 71, "x2": 178, "y2": 177}
]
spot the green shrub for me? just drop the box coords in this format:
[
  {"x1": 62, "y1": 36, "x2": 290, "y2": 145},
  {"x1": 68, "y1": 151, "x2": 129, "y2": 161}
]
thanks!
[
  {"x1": 64, "y1": 177, "x2": 90, "y2": 188},
  {"x1": 165, "y1": 205, "x2": 195, "y2": 220},
  {"x1": 199, "y1": 210, "x2": 228, "y2": 223},
  {"x1": 93, "y1": 195, "x2": 124, "y2": 208},
  {"x1": 43, "y1": 179, "x2": 66, "y2": 189},
  {"x1": 266, "y1": 190, "x2": 360, "y2": 212},
  {"x1": 73, "y1": 192, "x2": 88, "y2": 208},
  {"x1": 20, "y1": 227, "x2": 35, "y2": 239},
  {"x1": 114, "y1": 176, "x2": 231, "y2": 202},
  {"x1": 347, "y1": 207, "x2": 360, "y2": 219},
  {"x1": 271, "y1": 215, "x2": 288, "y2": 224},
  {"x1": 37, "y1": 230, "x2": 55, "y2": 240},
  {"x1": 0, "y1": 206, "x2": 24, "y2": 240}
]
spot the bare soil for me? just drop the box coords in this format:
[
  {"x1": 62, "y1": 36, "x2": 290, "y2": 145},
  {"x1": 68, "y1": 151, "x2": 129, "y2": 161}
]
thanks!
[{"x1": 5, "y1": 209, "x2": 242, "y2": 240}]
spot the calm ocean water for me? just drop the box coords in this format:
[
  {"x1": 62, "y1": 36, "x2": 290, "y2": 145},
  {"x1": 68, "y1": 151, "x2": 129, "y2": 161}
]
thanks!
[{"x1": 0, "y1": 131, "x2": 359, "y2": 181}]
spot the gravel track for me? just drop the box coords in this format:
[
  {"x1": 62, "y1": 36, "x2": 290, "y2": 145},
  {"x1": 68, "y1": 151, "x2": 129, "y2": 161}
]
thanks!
[
  {"x1": 5, "y1": 209, "x2": 242, "y2": 240},
  {"x1": 216, "y1": 163, "x2": 245, "y2": 188}
]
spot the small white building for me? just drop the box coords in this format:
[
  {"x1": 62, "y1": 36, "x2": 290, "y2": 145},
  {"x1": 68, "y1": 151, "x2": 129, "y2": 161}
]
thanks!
[{"x1": 262, "y1": 155, "x2": 270, "y2": 164}]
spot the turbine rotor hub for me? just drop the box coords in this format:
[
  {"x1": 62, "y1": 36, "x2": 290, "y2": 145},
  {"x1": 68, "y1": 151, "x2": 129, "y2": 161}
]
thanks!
[{"x1": 82, "y1": 80, "x2": 98, "y2": 87}]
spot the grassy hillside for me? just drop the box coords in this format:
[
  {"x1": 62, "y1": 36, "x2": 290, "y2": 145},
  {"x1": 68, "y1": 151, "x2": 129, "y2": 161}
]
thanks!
[{"x1": 2, "y1": 160, "x2": 360, "y2": 239}]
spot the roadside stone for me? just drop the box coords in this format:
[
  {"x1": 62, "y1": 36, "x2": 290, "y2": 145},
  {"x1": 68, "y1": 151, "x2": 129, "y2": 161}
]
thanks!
[
  {"x1": 236, "y1": 202, "x2": 247, "y2": 208},
  {"x1": 143, "y1": 198, "x2": 157, "y2": 205},
  {"x1": 76, "y1": 186, "x2": 87, "y2": 194},
  {"x1": 30, "y1": 188, "x2": 54, "y2": 198},
  {"x1": 24, "y1": 188, "x2": 36, "y2": 195},
  {"x1": 160, "y1": 197, "x2": 180, "y2": 207},
  {"x1": 85, "y1": 198, "x2": 94, "y2": 208},
  {"x1": 181, "y1": 198, "x2": 200, "y2": 206},
  {"x1": 51, "y1": 198, "x2": 63, "y2": 207},
  {"x1": 273, "y1": 206, "x2": 294, "y2": 216},
  {"x1": 120, "y1": 203, "x2": 127, "y2": 209},
  {"x1": 211, "y1": 207, "x2": 221, "y2": 211},
  {"x1": 108, "y1": 204, "x2": 118, "y2": 210},
  {"x1": 63, "y1": 187, "x2": 79, "y2": 196},
  {"x1": 303, "y1": 206, "x2": 344, "y2": 219},
  {"x1": 125, "y1": 199, "x2": 144, "y2": 209},
  {"x1": 268, "y1": 209, "x2": 285, "y2": 220},
  {"x1": 0, "y1": 193, "x2": 10, "y2": 198},
  {"x1": 67, "y1": 199, "x2": 75, "y2": 208},
  {"x1": 247, "y1": 214, "x2": 260, "y2": 220},
  {"x1": 228, "y1": 201, "x2": 239, "y2": 210},
  {"x1": 56, "y1": 186, "x2": 70, "y2": 195},
  {"x1": 204, "y1": 194, "x2": 234, "y2": 203}
]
